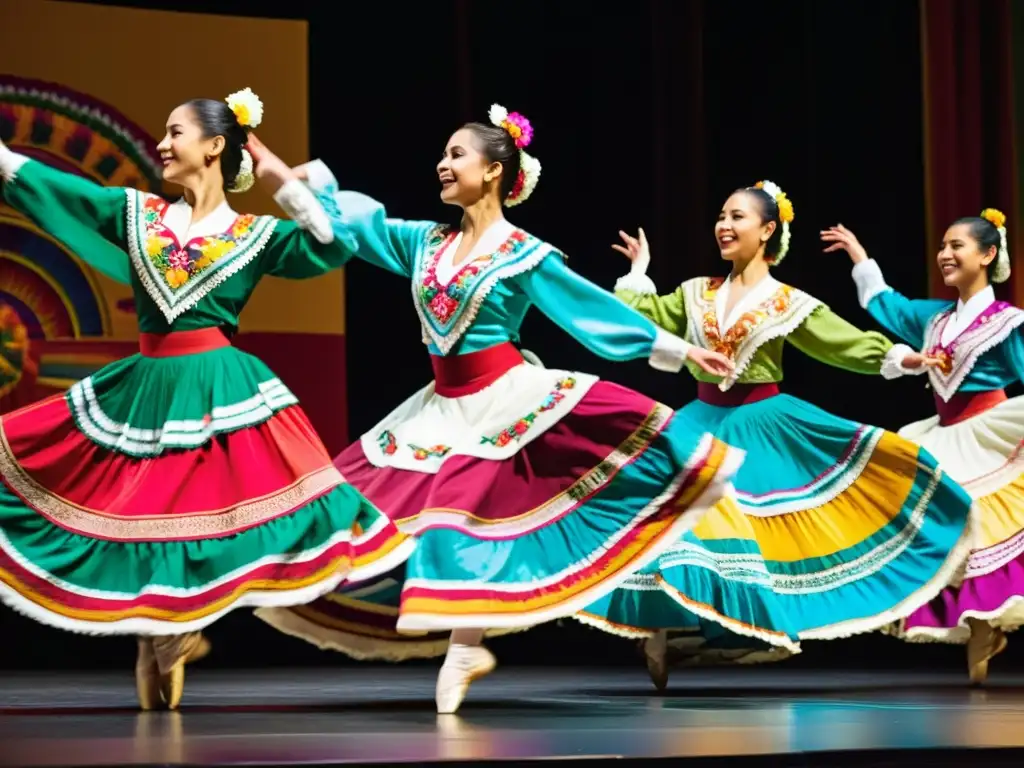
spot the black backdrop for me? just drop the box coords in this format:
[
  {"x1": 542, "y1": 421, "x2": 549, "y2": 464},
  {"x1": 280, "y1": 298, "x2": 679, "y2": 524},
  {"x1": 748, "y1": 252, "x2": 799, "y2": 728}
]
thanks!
[{"x1": 3, "y1": 0, "x2": 999, "y2": 674}]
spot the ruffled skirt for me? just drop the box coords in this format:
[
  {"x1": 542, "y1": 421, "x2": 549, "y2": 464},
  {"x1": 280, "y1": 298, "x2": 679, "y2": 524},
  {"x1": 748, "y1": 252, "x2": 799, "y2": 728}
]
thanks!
[
  {"x1": 577, "y1": 384, "x2": 974, "y2": 664},
  {"x1": 255, "y1": 344, "x2": 743, "y2": 659},
  {"x1": 0, "y1": 328, "x2": 412, "y2": 635},
  {"x1": 893, "y1": 391, "x2": 1024, "y2": 642}
]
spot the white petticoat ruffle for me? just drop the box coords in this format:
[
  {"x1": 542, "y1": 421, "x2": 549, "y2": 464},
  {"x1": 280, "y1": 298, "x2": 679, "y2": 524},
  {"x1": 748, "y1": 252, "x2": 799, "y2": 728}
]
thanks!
[
  {"x1": 360, "y1": 362, "x2": 598, "y2": 474},
  {"x1": 899, "y1": 393, "x2": 1024, "y2": 499},
  {"x1": 899, "y1": 393, "x2": 1024, "y2": 578}
]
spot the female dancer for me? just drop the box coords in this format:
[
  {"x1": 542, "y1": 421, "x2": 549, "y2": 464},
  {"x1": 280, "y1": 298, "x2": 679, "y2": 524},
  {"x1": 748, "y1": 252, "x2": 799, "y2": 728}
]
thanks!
[
  {"x1": 581, "y1": 181, "x2": 974, "y2": 688},
  {"x1": 255, "y1": 104, "x2": 746, "y2": 714},
  {"x1": 825, "y1": 211, "x2": 1024, "y2": 683},
  {"x1": 0, "y1": 89, "x2": 413, "y2": 710}
]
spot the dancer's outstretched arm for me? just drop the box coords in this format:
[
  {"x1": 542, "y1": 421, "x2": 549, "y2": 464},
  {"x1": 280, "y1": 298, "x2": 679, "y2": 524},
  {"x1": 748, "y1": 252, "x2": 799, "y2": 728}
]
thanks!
[
  {"x1": 0, "y1": 139, "x2": 131, "y2": 284},
  {"x1": 517, "y1": 251, "x2": 732, "y2": 377}
]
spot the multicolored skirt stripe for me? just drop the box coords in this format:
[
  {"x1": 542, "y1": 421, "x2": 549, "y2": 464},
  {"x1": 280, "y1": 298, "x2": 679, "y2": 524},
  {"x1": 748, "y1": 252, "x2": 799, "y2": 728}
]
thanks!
[
  {"x1": 0, "y1": 328, "x2": 413, "y2": 635},
  {"x1": 894, "y1": 391, "x2": 1024, "y2": 642},
  {"x1": 577, "y1": 383, "x2": 974, "y2": 664},
  {"x1": 256, "y1": 343, "x2": 743, "y2": 659}
]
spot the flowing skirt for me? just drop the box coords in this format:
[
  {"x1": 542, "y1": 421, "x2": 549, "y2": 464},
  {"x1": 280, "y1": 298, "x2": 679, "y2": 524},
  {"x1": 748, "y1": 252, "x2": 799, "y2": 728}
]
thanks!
[
  {"x1": 894, "y1": 390, "x2": 1024, "y2": 642},
  {"x1": 0, "y1": 328, "x2": 412, "y2": 635},
  {"x1": 577, "y1": 383, "x2": 974, "y2": 664},
  {"x1": 255, "y1": 343, "x2": 744, "y2": 659}
]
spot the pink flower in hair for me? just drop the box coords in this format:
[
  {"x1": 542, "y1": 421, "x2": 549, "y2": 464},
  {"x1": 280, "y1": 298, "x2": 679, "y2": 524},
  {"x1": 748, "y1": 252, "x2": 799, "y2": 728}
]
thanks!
[
  {"x1": 503, "y1": 112, "x2": 534, "y2": 148},
  {"x1": 488, "y1": 103, "x2": 534, "y2": 148}
]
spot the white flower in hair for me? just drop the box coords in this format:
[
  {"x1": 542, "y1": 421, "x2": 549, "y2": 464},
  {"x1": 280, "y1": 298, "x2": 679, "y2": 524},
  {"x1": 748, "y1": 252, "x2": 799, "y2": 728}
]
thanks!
[
  {"x1": 758, "y1": 180, "x2": 782, "y2": 199},
  {"x1": 981, "y1": 208, "x2": 1011, "y2": 283},
  {"x1": 506, "y1": 151, "x2": 541, "y2": 207},
  {"x1": 226, "y1": 87, "x2": 264, "y2": 129},
  {"x1": 488, "y1": 104, "x2": 509, "y2": 127},
  {"x1": 753, "y1": 179, "x2": 795, "y2": 265},
  {"x1": 992, "y1": 226, "x2": 1011, "y2": 283},
  {"x1": 228, "y1": 147, "x2": 255, "y2": 193}
]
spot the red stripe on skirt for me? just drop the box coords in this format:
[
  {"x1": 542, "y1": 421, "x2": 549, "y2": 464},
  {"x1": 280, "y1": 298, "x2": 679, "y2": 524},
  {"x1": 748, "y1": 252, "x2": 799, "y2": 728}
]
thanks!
[{"x1": 4, "y1": 394, "x2": 336, "y2": 523}]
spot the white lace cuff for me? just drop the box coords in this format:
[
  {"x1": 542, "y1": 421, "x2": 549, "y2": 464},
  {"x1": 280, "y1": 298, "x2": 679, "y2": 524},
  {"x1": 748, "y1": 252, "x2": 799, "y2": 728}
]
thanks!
[
  {"x1": 273, "y1": 178, "x2": 335, "y2": 245},
  {"x1": 294, "y1": 159, "x2": 337, "y2": 194},
  {"x1": 0, "y1": 147, "x2": 28, "y2": 182},
  {"x1": 650, "y1": 327, "x2": 691, "y2": 373},
  {"x1": 880, "y1": 343, "x2": 926, "y2": 380},
  {"x1": 614, "y1": 271, "x2": 658, "y2": 295},
  {"x1": 851, "y1": 259, "x2": 890, "y2": 308}
]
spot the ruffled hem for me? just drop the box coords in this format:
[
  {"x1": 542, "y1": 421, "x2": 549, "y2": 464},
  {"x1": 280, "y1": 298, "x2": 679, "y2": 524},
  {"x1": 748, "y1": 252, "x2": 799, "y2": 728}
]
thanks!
[
  {"x1": 894, "y1": 544, "x2": 1024, "y2": 643},
  {"x1": 0, "y1": 481, "x2": 414, "y2": 635}
]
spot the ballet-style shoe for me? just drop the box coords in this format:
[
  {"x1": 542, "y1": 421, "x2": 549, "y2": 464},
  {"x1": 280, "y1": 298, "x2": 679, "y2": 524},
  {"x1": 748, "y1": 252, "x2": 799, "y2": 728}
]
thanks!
[
  {"x1": 435, "y1": 644, "x2": 496, "y2": 715},
  {"x1": 967, "y1": 621, "x2": 1007, "y2": 685},
  {"x1": 135, "y1": 637, "x2": 163, "y2": 711},
  {"x1": 158, "y1": 633, "x2": 211, "y2": 710},
  {"x1": 644, "y1": 630, "x2": 669, "y2": 692}
]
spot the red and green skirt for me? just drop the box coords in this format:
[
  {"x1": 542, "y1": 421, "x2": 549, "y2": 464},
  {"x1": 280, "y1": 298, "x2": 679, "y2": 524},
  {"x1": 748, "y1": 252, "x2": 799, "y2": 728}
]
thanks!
[{"x1": 0, "y1": 327, "x2": 413, "y2": 635}]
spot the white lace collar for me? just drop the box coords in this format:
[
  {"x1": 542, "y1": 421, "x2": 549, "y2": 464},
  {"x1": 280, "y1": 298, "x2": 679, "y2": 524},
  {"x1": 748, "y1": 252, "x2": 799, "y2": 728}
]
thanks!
[
  {"x1": 161, "y1": 198, "x2": 238, "y2": 244},
  {"x1": 942, "y1": 286, "x2": 996, "y2": 345},
  {"x1": 434, "y1": 219, "x2": 516, "y2": 286},
  {"x1": 714, "y1": 273, "x2": 782, "y2": 332}
]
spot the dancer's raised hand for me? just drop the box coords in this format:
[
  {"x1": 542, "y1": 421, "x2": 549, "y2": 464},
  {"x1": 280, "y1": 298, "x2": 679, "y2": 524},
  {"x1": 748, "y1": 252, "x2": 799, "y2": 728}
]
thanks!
[
  {"x1": 612, "y1": 228, "x2": 652, "y2": 272},
  {"x1": 820, "y1": 224, "x2": 868, "y2": 264}
]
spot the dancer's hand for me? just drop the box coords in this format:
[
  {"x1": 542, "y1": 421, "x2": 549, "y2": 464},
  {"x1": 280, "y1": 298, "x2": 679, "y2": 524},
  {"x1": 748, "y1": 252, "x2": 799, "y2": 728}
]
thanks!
[
  {"x1": 687, "y1": 347, "x2": 735, "y2": 377},
  {"x1": 246, "y1": 133, "x2": 297, "y2": 194},
  {"x1": 820, "y1": 224, "x2": 868, "y2": 264},
  {"x1": 612, "y1": 228, "x2": 652, "y2": 272},
  {"x1": 901, "y1": 351, "x2": 942, "y2": 370}
]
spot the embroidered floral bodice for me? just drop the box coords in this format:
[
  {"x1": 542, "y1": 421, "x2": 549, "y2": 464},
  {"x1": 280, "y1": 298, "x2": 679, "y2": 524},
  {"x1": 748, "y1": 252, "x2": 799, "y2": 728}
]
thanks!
[{"x1": 613, "y1": 270, "x2": 897, "y2": 390}]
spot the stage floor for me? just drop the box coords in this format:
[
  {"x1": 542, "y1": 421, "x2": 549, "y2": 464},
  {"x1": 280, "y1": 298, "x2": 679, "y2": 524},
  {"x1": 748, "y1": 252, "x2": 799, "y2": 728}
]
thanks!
[{"x1": 3, "y1": 666, "x2": 1024, "y2": 767}]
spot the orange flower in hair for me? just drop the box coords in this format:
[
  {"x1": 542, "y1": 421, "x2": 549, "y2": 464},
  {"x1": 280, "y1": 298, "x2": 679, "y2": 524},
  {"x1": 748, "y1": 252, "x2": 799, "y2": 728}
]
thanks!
[{"x1": 981, "y1": 208, "x2": 1006, "y2": 230}]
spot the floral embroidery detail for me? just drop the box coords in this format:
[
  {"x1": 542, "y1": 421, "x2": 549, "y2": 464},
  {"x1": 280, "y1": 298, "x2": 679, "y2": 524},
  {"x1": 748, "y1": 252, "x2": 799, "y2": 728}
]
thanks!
[
  {"x1": 700, "y1": 279, "x2": 795, "y2": 359},
  {"x1": 481, "y1": 377, "x2": 576, "y2": 447},
  {"x1": 377, "y1": 430, "x2": 398, "y2": 456},
  {"x1": 409, "y1": 444, "x2": 452, "y2": 461},
  {"x1": 140, "y1": 197, "x2": 258, "y2": 293},
  {"x1": 418, "y1": 229, "x2": 529, "y2": 328}
]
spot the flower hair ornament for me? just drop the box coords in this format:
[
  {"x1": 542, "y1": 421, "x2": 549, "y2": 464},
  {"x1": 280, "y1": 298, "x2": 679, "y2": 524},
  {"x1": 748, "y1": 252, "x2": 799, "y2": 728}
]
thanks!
[
  {"x1": 224, "y1": 87, "x2": 264, "y2": 194},
  {"x1": 488, "y1": 103, "x2": 541, "y2": 207},
  {"x1": 752, "y1": 179, "x2": 795, "y2": 264},
  {"x1": 980, "y1": 207, "x2": 1011, "y2": 283}
]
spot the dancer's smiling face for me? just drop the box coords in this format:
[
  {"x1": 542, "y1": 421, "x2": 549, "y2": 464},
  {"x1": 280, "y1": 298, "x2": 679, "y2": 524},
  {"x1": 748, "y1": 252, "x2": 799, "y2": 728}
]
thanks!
[
  {"x1": 156, "y1": 101, "x2": 246, "y2": 191},
  {"x1": 716, "y1": 190, "x2": 778, "y2": 263},
  {"x1": 436, "y1": 124, "x2": 519, "y2": 208},
  {"x1": 936, "y1": 219, "x2": 998, "y2": 290}
]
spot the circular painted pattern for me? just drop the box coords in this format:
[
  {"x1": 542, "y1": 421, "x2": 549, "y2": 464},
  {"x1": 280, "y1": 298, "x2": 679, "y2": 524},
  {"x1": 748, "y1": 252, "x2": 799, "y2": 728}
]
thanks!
[{"x1": 0, "y1": 75, "x2": 165, "y2": 339}]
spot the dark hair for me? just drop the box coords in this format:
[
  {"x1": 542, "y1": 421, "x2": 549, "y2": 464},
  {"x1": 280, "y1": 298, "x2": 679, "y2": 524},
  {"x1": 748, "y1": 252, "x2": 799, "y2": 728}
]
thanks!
[
  {"x1": 950, "y1": 216, "x2": 1002, "y2": 280},
  {"x1": 185, "y1": 98, "x2": 248, "y2": 190},
  {"x1": 737, "y1": 187, "x2": 784, "y2": 261},
  {"x1": 462, "y1": 122, "x2": 521, "y2": 200}
]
